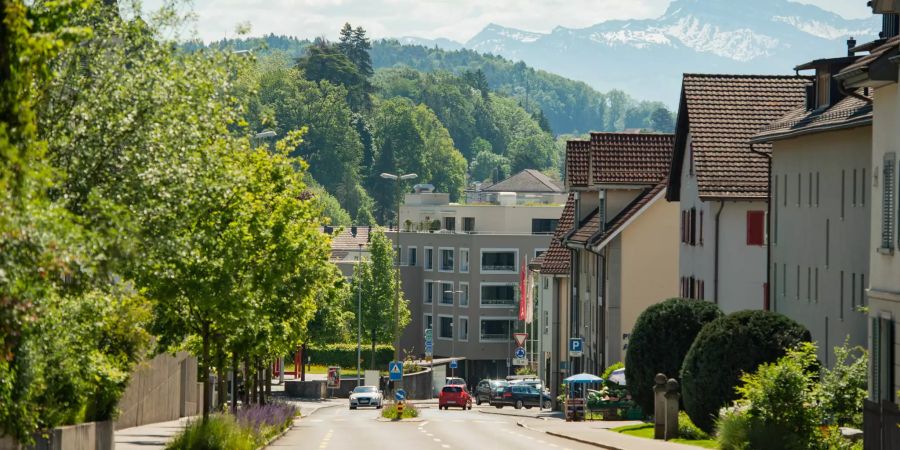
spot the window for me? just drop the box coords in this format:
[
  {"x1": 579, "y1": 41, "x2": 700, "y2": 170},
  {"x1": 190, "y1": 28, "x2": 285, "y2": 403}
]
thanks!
[
  {"x1": 440, "y1": 281, "x2": 453, "y2": 305},
  {"x1": 807, "y1": 267, "x2": 811, "y2": 301},
  {"x1": 881, "y1": 153, "x2": 896, "y2": 251},
  {"x1": 797, "y1": 173, "x2": 802, "y2": 207},
  {"x1": 840, "y1": 271, "x2": 844, "y2": 320},
  {"x1": 425, "y1": 314, "x2": 433, "y2": 331},
  {"x1": 862, "y1": 168, "x2": 867, "y2": 206},
  {"x1": 535, "y1": 248, "x2": 547, "y2": 258},
  {"x1": 425, "y1": 247, "x2": 434, "y2": 271},
  {"x1": 853, "y1": 169, "x2": 858, "y2": 206},
  {"x1": 480, "y1": 283, "x2": 517, "y2": 307},
  {"x1": 459, "y1": 317, "x2": 468, "y2": 341},
  {"x1": 783, "y1": 174, "x2": 788, "y2": 207},
  {"x1": 424, "y1": 280, "x2": 434, "y2": 304},
  {"x1": 408, "y1": 247, "x2": 417, "y2": 267},
  {"x1": 817, "y1": 71, "x2": 830, "y2": 107},
  {"x1": 532, "y1": 218, "x2": 558, "y2": 234},
  {"x1": 439, "y1": 316, "x2": 453, "y2": 340},
  {"x1": 439, "y1": 248, "x2": 454, "y2": 272},
  {"x1": 841, "y1": 170, "x2": 846, "y2": 219},
  {"x1": 851, "y1": 273, "x2": 857, "y2": 308},
  {"x1": 444, "y1": 217, "x2": 456, "y2": 232},
  {"x1": 463, "y1": 217, "x2": 475, "y2": 233},
  {"x1": 746, "y1": 211, "x2": 766, "y2": 246},
  {"x1": 699, "y1": 210, "x2": 704, "y2": 245},
  {"x1": 871, "y1": 316, "x2": 896, "y2": 401},
  {"x1": 690, "y1": 207, "x2": 697, "y2": 245},
  {"x1": 481, "y1": 249, "x2": 517, "y2": 272},
  {"x1": 808, "y1": 172, "x2": 813, "y2": 207},
  {"x1": 826, "y1": 219, "x2": 830, "y2": 266},
  {"x1": 459, "y1": 282, "x2": 469, "y2": 306},
  {"x1": 480, "y1": 318, "x2": 512, "y2": 341},
  {"x1": 680, "y1": 210, "x2": 686, "y2": 243},
  {"x1": 816, "y1": 172, "x2": 820, "y2": 206},
  {"x1": 460, "y1": 248, "x2": 470, "y2": 273}
]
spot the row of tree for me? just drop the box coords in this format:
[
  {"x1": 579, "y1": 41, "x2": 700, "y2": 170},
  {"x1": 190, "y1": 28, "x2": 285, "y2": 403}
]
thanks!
[{"x1": 0, "y1": 1, "x2": 365, "y2": 441}]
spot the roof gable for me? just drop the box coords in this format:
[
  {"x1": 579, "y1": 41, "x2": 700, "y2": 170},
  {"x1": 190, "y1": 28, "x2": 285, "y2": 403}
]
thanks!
[{"x1": 484, "y1": 169, "x2": 564, "y2": 193}]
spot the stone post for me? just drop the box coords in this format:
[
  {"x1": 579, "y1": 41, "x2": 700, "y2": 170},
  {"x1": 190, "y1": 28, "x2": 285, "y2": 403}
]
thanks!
[
  {"x1": 653, "y1": 373, "x2": 667, "y2": 439},
  {"x1": 664, "y1": 378, "x2": 681, "y2": 440}
]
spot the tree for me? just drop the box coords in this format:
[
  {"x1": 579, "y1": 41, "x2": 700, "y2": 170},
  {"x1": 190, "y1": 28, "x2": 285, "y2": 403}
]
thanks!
[
  {"x1": 351, "y1": 229, "x2": 410, "y2": 368},
  {"x1": 338, "y1": 23, "x2": 374, "y2": 78},
  {"x1": 368, "y1": 98, "x2": 427, "y2": 223},
  {"x1": 507, "y1": 133, "x2": 558, "y2": 173},
  {"x1": 470, "y1": 149, "x2": 510, "y2": 183},
  {"x1": 298, "y1": 39, "x2": 372, "y2": 111},
  {"x1": 650, "y1": 107, "x2": 675, "y2": 133},
  {"x1": 681, "y1": 310, "x2": 811, "y2": 433},
  {"x1": 411, "y1": 104, "x2": 467, "y2": 201},
  {"x1": 625, "y1": 298, "x2": 723, "y2": 414}
]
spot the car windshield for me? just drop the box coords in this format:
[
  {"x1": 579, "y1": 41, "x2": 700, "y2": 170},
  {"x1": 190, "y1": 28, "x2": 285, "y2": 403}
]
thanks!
[
  {"x1": 353, "y1": 386, "x2": 377, "y2": 393},
  {"x1": 442, "y1": 386, "x2": 462, "y2": 393},
  {"x1": 491, "y1": 380, "x2": 508, "y2": 387}
]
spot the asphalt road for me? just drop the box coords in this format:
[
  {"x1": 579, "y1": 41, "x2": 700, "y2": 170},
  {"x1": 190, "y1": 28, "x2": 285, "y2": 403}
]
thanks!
[{"x1": 269, "y1": 403, "x2": 600, "y2": 450}]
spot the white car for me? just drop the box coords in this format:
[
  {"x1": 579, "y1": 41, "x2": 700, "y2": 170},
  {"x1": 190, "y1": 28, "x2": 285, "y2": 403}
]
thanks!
[{"x1": 349, "y1": 385, "x2": 383, "y2": 409}]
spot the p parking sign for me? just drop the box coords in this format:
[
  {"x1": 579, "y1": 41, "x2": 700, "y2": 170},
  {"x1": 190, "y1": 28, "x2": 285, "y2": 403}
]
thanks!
[{"x1": 569, "y1": 338, "x2": 583, "y2": 357}]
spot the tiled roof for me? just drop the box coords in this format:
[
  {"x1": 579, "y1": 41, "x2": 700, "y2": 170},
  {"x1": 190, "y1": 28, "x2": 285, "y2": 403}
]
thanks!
[
  {"x1": 323, "y1": 226, "x2": 371, "y2": 251},
  {"x1": 590, "y1": 133, "x2": 674, "y2": 184},
  {"x1": 591, "y1": 181, "x2": 667, "y2": 249},
  {"x1": 568, "y1": 209, "x2": 600, "y2": 246},
  {"x1": 566, "y1": 140, "x2": 590, "y2": 188},
  {"x1": 667, "y1": 74, "x2": 812, "y2": 200},
  {"x1": 483, "y1": 169, "x2": 564, "y2": 193},
  {"x1": 539, "y1": 193, "x2": 575, "y2": 275},
  {"x1": 837, "y1": 36, "x2": 900, "y2": 78},
  {"x1": 752, "y1": 89, "x2": 873, "y2": 143}
]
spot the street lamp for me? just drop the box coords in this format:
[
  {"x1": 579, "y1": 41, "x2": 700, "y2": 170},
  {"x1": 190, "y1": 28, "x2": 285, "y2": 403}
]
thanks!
[
  {"x1": 444, "y1": 287, "x2": 463, "y2": 377},
  {"x1": 357, "y1": 243, "x2": 363, "y2": 388},
  {"x1": 379, "y1": 172, "x2": 417, "y2": 384}
]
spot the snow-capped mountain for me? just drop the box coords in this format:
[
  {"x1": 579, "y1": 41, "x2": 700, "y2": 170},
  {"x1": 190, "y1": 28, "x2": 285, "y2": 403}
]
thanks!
[{"x1": 404, "y1": 0, "x2": 880, "y2": 103}]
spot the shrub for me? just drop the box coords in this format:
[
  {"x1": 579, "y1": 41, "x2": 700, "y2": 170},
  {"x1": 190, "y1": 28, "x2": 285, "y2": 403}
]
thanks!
[
  {"x1": 678, "y1": 411, "x2": 710, "y2": 440},
  {"x1": 601, "y1": 361, "x2": 624, "y2": 381},
  {"x1": 307, "y1": 343, "x2": 394, "y2": 368},
  {"x1": 681, "y1": 310, "x2": 810, "y2": 432},
  {"x1": 380, "y1": 403, "x2": 419, "y2": 419},
  {"x1": 235, "y1": 402, "x2": 297, "y2": 440},
  {"x1": 625, "y1": 298, "x2": 723, "y2": 414},
  {"x1": 820, "y1": 341, "x2": 867, "y2": 428},
  {"x1": 716, "y1": 408, "x2": 751, "y2": 450},
  {"x1": 166, "y1": 415, "x2": 257, "y2": 450}
]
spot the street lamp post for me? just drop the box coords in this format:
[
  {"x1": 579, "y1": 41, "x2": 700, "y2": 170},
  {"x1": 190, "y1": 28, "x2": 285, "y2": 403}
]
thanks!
[
  {"x1": 357, "y1": 243, "x2": 363, "y2": 387},
  {"x1": 380, "y1": 172, "x2": 417, "y2": 391},
  {"x1": 444, "y1": 287, "x2": 463, "y2": 377}
]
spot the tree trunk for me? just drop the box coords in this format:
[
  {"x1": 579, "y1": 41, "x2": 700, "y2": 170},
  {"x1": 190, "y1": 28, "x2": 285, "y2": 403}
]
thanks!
[
  {"x1": 201, "y1": 324, "x2": 211, "y2": 421},
  {"x1": 216, "y1": 346, "x2": 227, "y2": 412},
  {"x1": 231, "y1": 351, "x2": 238, "y2": 414},
  {"x1": 258, "y1": 359, "x2": 266, "y2": 405},
  {"x1": 247, "y1": 356, "x2": 256, "y2": 405},
  {"x1": 265, "y1": 359, "x2": 272, "y2": 400}
]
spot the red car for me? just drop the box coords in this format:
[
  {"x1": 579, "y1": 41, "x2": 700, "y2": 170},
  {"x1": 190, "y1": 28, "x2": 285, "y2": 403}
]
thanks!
[{"x1": 439, "y1": 385, "x2": 473, "y2": 410}]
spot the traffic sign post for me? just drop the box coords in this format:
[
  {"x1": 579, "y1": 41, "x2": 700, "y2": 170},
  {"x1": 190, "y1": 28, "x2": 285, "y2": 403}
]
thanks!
[
  {"x1": 512, "y1": 346, "x2": 527, "y2": 366},
  {"x1": 395, "y1": 389, "x2": 407, "y2": 401},
  {"x1": 389, "y1": 361, "x2": 403, "y2": 382},
  {"x1": 513, "y1": 333, "x2": 528, "y2": 347},
  {"x1": 424, "y1": 328, "x2": 433, "y2": 360},
  {"x1": 569, "y1": 338, "x2": 584, "y2": 357}
]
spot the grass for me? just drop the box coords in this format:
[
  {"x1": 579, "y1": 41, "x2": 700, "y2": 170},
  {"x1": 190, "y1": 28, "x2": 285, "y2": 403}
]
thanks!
[
  {"x1": 282, "y1": 363, "x2": 389, "y2": 377},
  {"x1": 611, "y1": 423, "x2": 719, "y2": 449},
  {"x1": 380, "y1": 403, "x2": 419, "y2": 420}
]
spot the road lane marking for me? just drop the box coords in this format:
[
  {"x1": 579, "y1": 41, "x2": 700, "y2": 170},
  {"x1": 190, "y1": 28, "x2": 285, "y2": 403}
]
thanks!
[
  {"x1": 427, "y1": 433, "x2": 434, "y2": 437},
  {"x1": 433, "y1": 438, "x2": 441, "y2": 442},
  {"x1": 442, "y1": 445, "x2": 450, "y2": 449},
  {"x1": 549, "y1": 444, "x2": 558, "y2": 448}
]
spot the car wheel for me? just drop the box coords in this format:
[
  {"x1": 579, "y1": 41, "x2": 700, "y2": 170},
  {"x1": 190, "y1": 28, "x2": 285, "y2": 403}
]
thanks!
[
  {"x1": 377, "y1": 404, "x2": 383, "y2": 409},
  {"x1": 515, "y1": 400, "x2": 523, "y2": 410},
  {"x1": 467, "y1": 402, "x2": 472, "y2": 410},
  {"x1": 543, "y1": 400, "x2": 552, "y2": 409},
  {"x1": 525, "y1": 406, "x2": 532, "y2": 409},
  {"x1": 496, "y1": 405, "x2": 503, "y2": 409},
  {"x1": 350, "y1": 406, "x2": 356, "y2": 410},
  {"x1": 476, "y1": 397, "x2": 482, "y2": 405}
]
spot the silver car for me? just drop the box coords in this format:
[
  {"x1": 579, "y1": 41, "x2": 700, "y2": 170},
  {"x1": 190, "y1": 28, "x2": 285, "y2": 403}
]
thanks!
[{"x1": 349, "y1": 386, "x2": 383, "y2": 409}]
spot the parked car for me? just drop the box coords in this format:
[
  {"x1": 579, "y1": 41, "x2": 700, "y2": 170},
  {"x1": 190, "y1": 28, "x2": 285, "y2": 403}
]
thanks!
[
  {"x1": 475, "y1": 379, "x2": 508, "y2": 405},
  {"x1": 496, "y1": 385, "x2": 552, "y2": 410},
  {"x1": 349, "y1": 386, "x2": 383, "y2": 409},
  {"x1": 438, "y1": 385, "x2": 472, "y2": 410},
  {"x1": 445, "y1": 377, "x2": 466, "y2": 387}
]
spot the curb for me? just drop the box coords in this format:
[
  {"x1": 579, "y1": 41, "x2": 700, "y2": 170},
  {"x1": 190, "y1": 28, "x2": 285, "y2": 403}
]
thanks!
[
  {"x1": 299, "y1": 402, "x2": 343, "y2": 418},
  {"x1": 478, "y1": 409, "x2": 560, "y2": 420},
  {"x1": 374, "y1": 417, "x2": 425, "y2": 422},
  {"x1": 516, "y1": 421, "x2": 624, "y2": 450}
]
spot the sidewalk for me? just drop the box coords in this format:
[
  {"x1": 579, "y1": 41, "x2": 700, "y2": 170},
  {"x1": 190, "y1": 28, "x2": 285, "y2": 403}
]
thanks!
[
  {"x1": 518, "y1": 419, "x2": 702, "y2": 450},
  {"x1": 478, "y1": 407, "x2": 564, "y2": 420},
  {"x1": 113, "y1": 399, "x2": 343, "y2": 450}
]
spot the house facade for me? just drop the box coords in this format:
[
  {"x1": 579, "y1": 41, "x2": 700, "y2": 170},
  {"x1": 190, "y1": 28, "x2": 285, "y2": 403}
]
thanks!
[
  {"x1": 563, "y1": 133, "x2": 680, "y2": 373},
  {"x1": 753, "y1": 49, "x2": 873, "y2": 366},
  {"x1": 667, "y1": 74, "x2": 810, "y2": 313},
  {"x1": 836, "y1": 8, "x2": 900, "y2": 408}
]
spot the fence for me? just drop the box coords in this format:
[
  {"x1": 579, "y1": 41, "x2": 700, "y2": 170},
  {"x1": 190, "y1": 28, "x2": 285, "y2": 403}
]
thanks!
[{"x1": 864, "y1": 399, "x2": 900, "y2": 450}]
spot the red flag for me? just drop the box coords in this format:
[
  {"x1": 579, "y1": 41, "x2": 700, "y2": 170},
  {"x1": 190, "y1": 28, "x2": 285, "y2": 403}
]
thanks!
[{"x1": 518, "y1": 256, "x2": 527, "y2": 321}]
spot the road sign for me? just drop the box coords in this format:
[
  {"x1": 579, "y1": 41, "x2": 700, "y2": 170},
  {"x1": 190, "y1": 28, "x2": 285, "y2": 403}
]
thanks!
[
  {"x1": 327, "y1": 366, "x2": 341, "y2": 388},
  {"x1": 514, "y1": 347, "x2": 526, "y2": 359},
  {"x1": 449, "y1": 359, "x2": 458, "y2": 369},
  {"x1": 389, "y1": 361, "x2": 403, "y2": 381},
  {"x1": 512, "y1": 357, "x2": 527, "y2": 366},
  {"x1": 569, "y1": 338, "x2": 583, "y2": 357},
  {"x1": 395, "y1": 389, "x2": 407, "y2": 401},
  {"x1": 513, "y1": 333, "x2": 528, "y2": 347}
]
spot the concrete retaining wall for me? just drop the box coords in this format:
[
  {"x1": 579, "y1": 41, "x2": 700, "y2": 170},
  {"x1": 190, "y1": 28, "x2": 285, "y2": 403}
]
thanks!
[
  {"x1": 285, "y1": 380, "x2": 327, "y2": 398},
  {"x1": 114, "y1": 352, "x2": 202, "y2": 430},
  {"x1": 402, "y1": 368, "x2": 432, "y2": 400},
  {"x1": 0, "y1": 421, "x2": 114, "y2": 450}
]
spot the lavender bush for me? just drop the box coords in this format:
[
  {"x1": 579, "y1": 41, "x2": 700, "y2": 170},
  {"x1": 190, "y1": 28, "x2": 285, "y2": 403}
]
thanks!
[{"x1": 235, "y1": 402, "x2": 298, "y2": 438}]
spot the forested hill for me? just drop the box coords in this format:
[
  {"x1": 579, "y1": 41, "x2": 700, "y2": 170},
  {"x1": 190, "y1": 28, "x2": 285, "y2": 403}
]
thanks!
[{"x1": 191, "y1": 34, "x2": 675, "y2": 136}]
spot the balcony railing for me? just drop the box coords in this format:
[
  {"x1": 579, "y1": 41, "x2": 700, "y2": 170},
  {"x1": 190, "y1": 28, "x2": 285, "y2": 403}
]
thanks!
[
  {"x1": 481, "y1": 298, "x2": 515, "y2": 306},
  {"x1": 481, "y1": 264, "x2": 515, "y2": 271},
  {"x1": 480, "y1": 333, "x2": 510, "y2": 341}
]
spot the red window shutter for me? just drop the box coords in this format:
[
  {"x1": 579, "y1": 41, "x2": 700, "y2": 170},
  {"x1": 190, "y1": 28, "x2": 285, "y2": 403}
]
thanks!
[{"x1": 747, "y1": 211, "x2": 765, "y2": 246}]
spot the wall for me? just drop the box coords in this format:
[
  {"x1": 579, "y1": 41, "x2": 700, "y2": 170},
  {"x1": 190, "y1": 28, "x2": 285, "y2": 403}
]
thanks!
[
  {"x1": 678, "y1": 132, "x2": 768, "y2": 313},
  {"x1": 772, "y1": 127, "x2": 871, "y2": 365},
  {"x1": 619, "y1": 194, "x2": 680, "y2": 363},
  {"x1": 868, "y1": 74, "x2": 900, "y2": 399},
  {"x1": 114, "y1": 352, "x2": 202, "y2": 430},
  {"x1": 400, "y1": 203, "x2": 563, "y2": 235},
  {"x1": 0, "y1": 421, "x2": 113, "y2": 450},
  {"x1": 401, "y1": 368, "x2": 433, "y2": 400}
]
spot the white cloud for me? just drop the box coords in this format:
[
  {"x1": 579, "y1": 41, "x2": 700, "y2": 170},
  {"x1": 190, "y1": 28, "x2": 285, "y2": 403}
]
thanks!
[{"x1": 143, "y1": 0, "x2": 873, "y2": 43}]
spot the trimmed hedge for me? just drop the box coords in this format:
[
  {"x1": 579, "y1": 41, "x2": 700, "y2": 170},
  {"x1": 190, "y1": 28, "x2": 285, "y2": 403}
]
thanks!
[
  {"x1": 624, "y1": 298, "x2": 723, "y2": 414},
  {"x1": 681, "y1": 310, "x2": 811, "y2": 433},
  {"x1": 306, "y1": 343, "x2": 394, "y2": 368}
]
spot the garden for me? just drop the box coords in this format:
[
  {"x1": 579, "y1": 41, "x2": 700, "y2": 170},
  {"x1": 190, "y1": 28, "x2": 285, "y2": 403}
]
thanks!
[{"x1": 167, "y1": 403, "x2": 299, "y2": 450}]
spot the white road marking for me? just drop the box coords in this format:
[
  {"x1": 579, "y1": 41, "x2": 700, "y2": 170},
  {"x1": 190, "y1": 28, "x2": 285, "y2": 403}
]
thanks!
[
  {"x1": 433, "y1": 438, "x2": 441, "y2": 442},
  {"x1": 442, "y1": 445, "x2": 451, "y2": 449},
  {"x1": 538, "y1": 440, "x2": 546, "y2": 444},
  {"x1": 419, "y1": 421, "x2": 429, "y2": 428},
  {"x1": 427, "y1": 433, "x2": 434, "y2": 437}
]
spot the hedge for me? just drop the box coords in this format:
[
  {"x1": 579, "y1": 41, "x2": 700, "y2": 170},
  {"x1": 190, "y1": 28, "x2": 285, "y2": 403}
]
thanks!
[
  {"x1": 624, "y1": 298, "x2": 723, "y2": 414},
  {"x1": 305, "y1": 343, "x2": 394, "y2": 369},
  {"x1": 680, "y1": 310, "x2": 811, "y2": 433}
]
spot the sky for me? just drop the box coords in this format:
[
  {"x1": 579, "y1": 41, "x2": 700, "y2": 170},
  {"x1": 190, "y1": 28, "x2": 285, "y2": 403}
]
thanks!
[{"x1": 149, "y1": 0, "x2": 874, "y2": 43}]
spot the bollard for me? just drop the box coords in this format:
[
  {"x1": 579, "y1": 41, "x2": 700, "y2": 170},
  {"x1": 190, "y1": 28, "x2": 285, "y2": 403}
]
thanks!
[
  {"x1": 653, "y1": 373, "x2": 667, "y2": 439},
  {"x1": 664, "y1": 378, "x2": 681, "y2": 440}
]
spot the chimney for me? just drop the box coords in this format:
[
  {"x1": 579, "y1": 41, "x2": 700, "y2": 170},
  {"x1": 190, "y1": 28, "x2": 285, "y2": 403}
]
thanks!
[
  {"x1": 324, "y1": 225, "x2": 333, "y2": 235},
  {"x1": 847, "y1": 37, "x2": 857, "y2": 57},
  {"x1": 882, "y1": 14, "x2": 899, "y2": 38},
  {"x1": 351, "y1": 225, "x2": 358, "y2": 237}
]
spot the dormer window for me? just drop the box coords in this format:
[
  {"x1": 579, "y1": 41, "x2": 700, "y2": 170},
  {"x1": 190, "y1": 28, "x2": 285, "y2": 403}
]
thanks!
[{"x1": 816, "y1": 70, "x2": 831, "y2": 108}]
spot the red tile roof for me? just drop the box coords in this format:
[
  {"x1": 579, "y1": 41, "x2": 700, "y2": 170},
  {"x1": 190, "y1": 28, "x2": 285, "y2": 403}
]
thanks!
[
  {"x1": 566, "y1": 140, "x2": 590, "y2": 188},
  {"x1": 752, "y1": 89, "x2": 872, "y2": 143},
  {"x1": 591, "y1": 181, "x2": 667, "y2": 249},
  {"x1": 539, "y1": 193, "x2": 575, "y2": 275},
  {"x1": 590, "y1": 133, "x2": 674, "y2": 185},
  {"x1": 323, "y1": 226, "x2": 371, "y2": 260},
  {"x1": 837, "y1": 36, "x2": 899, "y2": 79},
  {"x1": 568, "y1": 209, "x2": 601, "y2": 246},
  {"x1": 667, "y1": 74, "x2": 812, "y2": 201}
]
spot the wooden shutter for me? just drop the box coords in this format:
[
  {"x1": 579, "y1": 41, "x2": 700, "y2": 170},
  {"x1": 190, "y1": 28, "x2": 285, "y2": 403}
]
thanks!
[
  {"x1": 883, "y1": 152, "x2": 895, "y2": 250},
  {"x1": 747, "y1": 211, "x2": 765, "y2": 246},
  {"x1": 690, "y1": 208, "x2": 697, "y2": 246},
  {"x1": 699, "y1": 210, "x2": 704, "y2": 245}
]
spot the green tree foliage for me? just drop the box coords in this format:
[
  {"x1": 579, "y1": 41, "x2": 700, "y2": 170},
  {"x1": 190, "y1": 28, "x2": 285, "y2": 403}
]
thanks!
[
  {"x1": 350, "y1": 229, "x2": 410, "y2": 368},
  {"x1": 681, "y1": 310, "x2": 811, "y2": 433},
  {"x1": 624, "y1": 298, "x2": 724, "y2": 414},
  {"x1": 338, "y1": 23, "x2": 374, "y2": 78},
  {"x1": 819, "y1": 340, "x2": 867, "y2": 428},
  {"x1": 650, "y1": 107, "x2": 676, "y2": 133},
  {"x1": 368, "y1": 98, "x2": 427, "y2": 223},
  {"x1": 470, "y1": 150, "x2": 511, "y2": 183},
  {"x1": 311, "y1": 185, "x2": 352, "y2": 226},
  {"x1": 410, "y1": 104, "x2": 467, "y2": 201},
  {"x1": 297, "y1": 39, "x2": 372, "y2": 111}
]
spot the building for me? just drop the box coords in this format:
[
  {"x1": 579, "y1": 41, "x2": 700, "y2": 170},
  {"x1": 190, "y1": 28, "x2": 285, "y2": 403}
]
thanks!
[
  {"x1": 466, "y1": 168, "x2": 567, "y2": 205},
  {"x1": 387, "y1": 172, "x2": 563, "y2": 382},
  {"x1": 752, "y1": 44, "x2": 872, "y2": 366},
  {"x1": 666, "y1": 74, "x2": 810, "y2": 313},
  {"x1": 836, "y1": 5, "x2": 900, "y2": 416},
  {"x1": 563, "y1": 132, "x2": 680, "y2": 373}
]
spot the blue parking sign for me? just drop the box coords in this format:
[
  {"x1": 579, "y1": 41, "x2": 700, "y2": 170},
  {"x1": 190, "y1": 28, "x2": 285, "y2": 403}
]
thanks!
[{"x1": 569, "y1": 338, "x2": 583, "y2": 357}]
